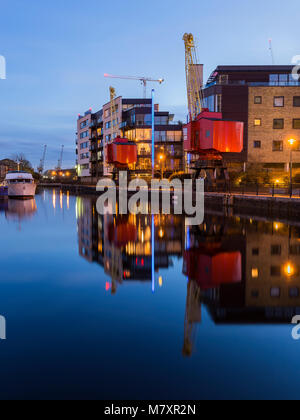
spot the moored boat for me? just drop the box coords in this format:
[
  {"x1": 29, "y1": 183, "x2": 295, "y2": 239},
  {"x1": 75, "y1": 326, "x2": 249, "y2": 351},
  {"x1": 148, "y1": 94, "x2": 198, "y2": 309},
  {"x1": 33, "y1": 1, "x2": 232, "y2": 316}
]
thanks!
[
  {"x1": 5, "y1": 171, "x2": 36, "y2": 198},
  {"x1": 0, "y1": 184, "x2": 8, "y2": 198}
]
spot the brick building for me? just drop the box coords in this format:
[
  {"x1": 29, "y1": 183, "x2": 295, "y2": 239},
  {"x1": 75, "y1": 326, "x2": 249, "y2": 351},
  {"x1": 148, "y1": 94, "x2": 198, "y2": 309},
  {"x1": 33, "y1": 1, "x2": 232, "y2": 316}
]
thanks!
[{"x1": 203, "y1": 65, "x2": 300, "y2": 172}]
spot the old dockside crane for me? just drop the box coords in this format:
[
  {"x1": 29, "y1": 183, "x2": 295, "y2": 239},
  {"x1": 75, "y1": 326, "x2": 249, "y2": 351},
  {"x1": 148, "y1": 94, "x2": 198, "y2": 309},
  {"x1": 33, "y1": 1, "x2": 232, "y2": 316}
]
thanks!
[
  {"x1": 183, "y1": 33, "x2": 203, "y2": 123},
  {"x1": 183, "y1": 33, "x2": 244, "y2": 187},
  {"x1": 37, "y1": 145, "x2": 47, "y2": 175}
]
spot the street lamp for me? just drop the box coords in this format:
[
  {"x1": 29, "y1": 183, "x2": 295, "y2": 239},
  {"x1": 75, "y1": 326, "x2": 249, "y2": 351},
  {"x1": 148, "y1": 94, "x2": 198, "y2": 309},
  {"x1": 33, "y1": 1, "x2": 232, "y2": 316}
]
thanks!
[{"x1": 288, "y1": 138, "x2": 296, "y2": 197}]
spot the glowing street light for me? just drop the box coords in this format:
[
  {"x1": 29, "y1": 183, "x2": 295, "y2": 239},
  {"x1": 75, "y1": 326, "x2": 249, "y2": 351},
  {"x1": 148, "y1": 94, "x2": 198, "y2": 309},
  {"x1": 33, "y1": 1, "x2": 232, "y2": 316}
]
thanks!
[
  {"x1": 284, "y1": 262, "x2": 295, "y2": 277},
  {"x1": 288, "y1": 138, "x2": 297, "y2": 197}
]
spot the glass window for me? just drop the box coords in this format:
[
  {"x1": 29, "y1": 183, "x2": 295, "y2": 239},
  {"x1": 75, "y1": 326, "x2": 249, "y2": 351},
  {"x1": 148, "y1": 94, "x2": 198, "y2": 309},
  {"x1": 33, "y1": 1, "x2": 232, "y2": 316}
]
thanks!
[
  {"x1": 293, "y1": 119, "x2": 300, "y2": 129},
  {"x1": 254, "y1": 119, "x2": 262, "y2": 126},
  {"x1": 294, "y1": 97, "x2": 300, "y2": 107},
  {"x1": 273, "y1": 119, "x2": 284, "y2": 129},
  {"x1": 254, "y1": 96, "x2": 262, "y2": 104},
  {"x1": 269, "y1": 74, "x2": 279, "y2": 86},
  {"x1": 273, "y1": 141, "x2": 283, "y2": 152},
  {"x1": 279, "y1": 74, "x2": 288, "y2": 86},
  {"x1": 252, "y1": 268, "x2": 259, "y2": 278},
  {"x1": 289, "y1": 287, "x2": 299, "y2": 298},
  {"x1": 271, "y1": 245, "x2": 282, "y2": 256},
  {"x1": 254, "y1": 141, "x2": 261, "y2": 149},
  {"x1": 270, "y1": 287, "x2": 281, "y2": 297},
  {"x1": 274, "y1": 97, "x2": 284, "y2": 107}
]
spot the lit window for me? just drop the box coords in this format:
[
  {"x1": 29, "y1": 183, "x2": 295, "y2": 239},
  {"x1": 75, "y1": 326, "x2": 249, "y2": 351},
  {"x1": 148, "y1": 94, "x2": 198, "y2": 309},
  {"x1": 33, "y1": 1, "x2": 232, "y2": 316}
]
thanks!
[
  {"x1": 254, "y1": 119, "x2": 262, "y2": 126},
  {"x1": 252, "y1": 268, "x2": 259, "y2": 278}
]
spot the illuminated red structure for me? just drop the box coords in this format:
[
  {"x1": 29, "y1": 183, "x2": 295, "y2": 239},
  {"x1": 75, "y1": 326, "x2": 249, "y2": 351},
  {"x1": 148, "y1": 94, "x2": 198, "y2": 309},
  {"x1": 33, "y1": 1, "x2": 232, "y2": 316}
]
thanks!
[
  {"x1": 183, "y1": 245, "x2": 242, "y2": 290},
  {"x1": 106, "y1": 137, "x2": 137, "y2": 167},
  {"x1": 184, "y1": 110, "x2": 243, "y2": 154}
]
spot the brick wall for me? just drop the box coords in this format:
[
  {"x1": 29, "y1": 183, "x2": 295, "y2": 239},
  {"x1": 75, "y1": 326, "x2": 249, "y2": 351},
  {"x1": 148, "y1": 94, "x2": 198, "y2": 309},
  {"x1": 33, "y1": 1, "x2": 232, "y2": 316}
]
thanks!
[{"x1": 248, "y1": 86, "x2": 300, "y2": 169}]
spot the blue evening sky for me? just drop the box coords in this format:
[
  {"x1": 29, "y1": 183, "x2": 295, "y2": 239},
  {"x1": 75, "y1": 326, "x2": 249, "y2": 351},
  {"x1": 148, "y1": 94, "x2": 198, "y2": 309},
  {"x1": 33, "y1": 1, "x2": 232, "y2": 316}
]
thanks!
[{"x1": 0, "y1": 0, "x2": 299, "y2": 169}]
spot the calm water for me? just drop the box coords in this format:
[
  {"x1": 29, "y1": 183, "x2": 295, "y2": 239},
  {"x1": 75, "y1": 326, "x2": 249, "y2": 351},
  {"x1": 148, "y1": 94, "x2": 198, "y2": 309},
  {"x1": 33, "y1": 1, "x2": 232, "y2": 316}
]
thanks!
[{"x1": 0, "y1": 189, "x2": 300, "y2": 400}]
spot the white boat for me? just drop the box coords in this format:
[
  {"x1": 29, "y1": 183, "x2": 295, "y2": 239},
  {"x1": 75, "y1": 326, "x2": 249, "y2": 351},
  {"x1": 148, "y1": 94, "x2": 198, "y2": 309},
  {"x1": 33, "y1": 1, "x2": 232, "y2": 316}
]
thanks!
[{"x1": 5, "y1": 171, "x2": 36, "y2": 198}]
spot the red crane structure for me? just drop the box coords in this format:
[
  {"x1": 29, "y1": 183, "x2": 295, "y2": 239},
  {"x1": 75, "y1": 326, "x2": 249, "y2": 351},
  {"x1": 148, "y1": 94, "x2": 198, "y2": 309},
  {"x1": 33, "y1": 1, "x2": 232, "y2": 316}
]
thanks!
[{"x1": 183, "y1": 33, "x2": 244, "y2": 186}]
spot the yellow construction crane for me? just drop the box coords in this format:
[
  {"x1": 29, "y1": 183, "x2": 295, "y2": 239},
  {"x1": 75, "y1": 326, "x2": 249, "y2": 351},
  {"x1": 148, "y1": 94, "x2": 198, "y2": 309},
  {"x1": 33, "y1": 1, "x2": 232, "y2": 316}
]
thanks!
[
  {"x1": 183, "y1": 33, "x2": 203, "y2": 122},
  {"x1": 105, "y1": 73, "x2": 164, "y2": 98},
  {"x1": 109, "y1": 86, "x2": 119, "y2": 140}
]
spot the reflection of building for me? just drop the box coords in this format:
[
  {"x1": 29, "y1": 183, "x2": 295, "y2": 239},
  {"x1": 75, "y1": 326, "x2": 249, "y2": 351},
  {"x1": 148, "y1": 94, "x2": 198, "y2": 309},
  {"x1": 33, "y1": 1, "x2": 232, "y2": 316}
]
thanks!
[
  {"x1": 200, "y1": 218, "x2": 300, "y2": 323},
  {"x1": 76, "y1": 196, "x2": 184, "y2": 293}
]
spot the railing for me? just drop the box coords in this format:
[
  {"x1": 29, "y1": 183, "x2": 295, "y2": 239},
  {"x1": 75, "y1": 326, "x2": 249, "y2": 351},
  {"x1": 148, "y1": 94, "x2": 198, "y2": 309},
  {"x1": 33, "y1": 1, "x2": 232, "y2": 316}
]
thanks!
[
  {"x1": 205, "y1": 81, "x2": 300, "y2": 88},
  {"x1": 206, "y1": 182, "x2": 300, "y2": 198}
]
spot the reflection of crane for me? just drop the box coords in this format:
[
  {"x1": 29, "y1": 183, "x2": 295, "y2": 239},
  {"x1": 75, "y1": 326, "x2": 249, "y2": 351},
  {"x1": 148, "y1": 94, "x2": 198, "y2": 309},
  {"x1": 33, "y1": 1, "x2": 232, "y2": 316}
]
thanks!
[
  {"x1": 37, "y1": 145, "x2": 47, "y2": 175},
  {"x1": 183, "y1": 33, "x2": 203, "y2": 122},
  {"x1": 183, "y1": 280, "x2": 202, "y2": 357},
  {"x1": 104, "y1": 73, "x2": 164, "y2": 98},
  {"x1": 57, "y1": 145, "x2": 64, "y2": 170}
]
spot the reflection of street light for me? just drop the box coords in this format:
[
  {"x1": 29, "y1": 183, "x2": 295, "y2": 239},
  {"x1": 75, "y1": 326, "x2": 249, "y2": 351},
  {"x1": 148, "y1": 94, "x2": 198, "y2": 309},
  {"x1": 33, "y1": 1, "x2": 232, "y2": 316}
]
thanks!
[
  {"x1": 288, "y1": 138, "x2": 296, "y2": 197},
  {"x1": 284, "y1": 262, "x2": 295, "y2": 277},
  {"x1": 159, "y1": 154, "x2": 165, "y2": 179}
]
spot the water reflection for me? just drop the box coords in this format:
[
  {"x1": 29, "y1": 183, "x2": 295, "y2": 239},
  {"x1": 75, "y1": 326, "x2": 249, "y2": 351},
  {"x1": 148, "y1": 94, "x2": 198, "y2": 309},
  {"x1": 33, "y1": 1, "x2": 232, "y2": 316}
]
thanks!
[
  {"x1": 76, "y1": 196, "x2": 300, "y2": 356},
  {"x1": 0, "y1": 198, "x2": 37, "y2": 221}
]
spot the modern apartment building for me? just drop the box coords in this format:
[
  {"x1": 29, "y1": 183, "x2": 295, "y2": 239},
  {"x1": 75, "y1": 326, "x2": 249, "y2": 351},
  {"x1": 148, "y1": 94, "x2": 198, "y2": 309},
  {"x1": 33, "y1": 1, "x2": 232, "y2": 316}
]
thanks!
[
  {"x1": 202, "y1": 65, "x2": 300, "y2": 171},
  {"x1": 76, "y1": 110, "x2": 93, "y2": 178},
  {"x1": 76, "y1": 98, "x2": 184, "y2": 182}
]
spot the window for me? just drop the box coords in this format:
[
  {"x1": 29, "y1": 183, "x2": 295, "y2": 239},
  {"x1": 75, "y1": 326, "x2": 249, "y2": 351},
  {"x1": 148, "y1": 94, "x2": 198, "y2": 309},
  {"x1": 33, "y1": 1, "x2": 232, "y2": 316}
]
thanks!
[
  {"x1": 274, "y1": 96, "x2": 284, "y2": 107},
  {"x1": 293, "y1": 119, "x2": 300, "y2": 129},
  {"x1": 294, "y1": 97, "x2": 300, "y2": 107},
  {"x1": 254, "y1": 96, "x2": 262, "y2": 104},
  {"x1": 251, "y1": 290, "x2": 259, "y2": 298},
  {"x1": 252, "y1": 268, "x2": 259, "y2": 278},
  {"x1": 290, "y1": 245, "x2": 300, "y2": 255},
  {"x1": 273, "y1": 141, "x2": 283, "y2": 152},
  {"x1": 270, "y1": 287, "x2": 281, "y2": 298},
  {"x1": 271, "y1": 245, "x2": 282, "y2": 256},
  {"x1": 271, "y1": 266, "x2": 281, "y2": 276},
  {"x1": 273, "y1": 119, "x2": 284, "y2": 129},
  {"x1": 289, "y1": 287, "x2": 299, "y2": 298},
  {"x1": 254, "y1": 141, "x2": 261, "y2": 149},
  {"x1": 270, "y1": 74, "x2": 279, "y2": 85},
  {"x1": 252, "y1": 248, "x2": 259, "y2": 256},
  {"x1": 279, "y1": 74, "x2": 288, "y2": 85},
  {"x1": 80, "y1": 131, "x2": 89, "y2": 139},
  {"x1": 254, "y1": 119, "x2": 262, "y2": 126}
]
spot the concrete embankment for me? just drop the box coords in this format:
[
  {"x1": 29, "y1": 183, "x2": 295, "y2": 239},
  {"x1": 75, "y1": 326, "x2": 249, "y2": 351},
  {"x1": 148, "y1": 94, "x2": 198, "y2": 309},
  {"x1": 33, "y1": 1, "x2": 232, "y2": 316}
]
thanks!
[{"x1": 205, "y1": 193, "x2": 300, "y2": 220}]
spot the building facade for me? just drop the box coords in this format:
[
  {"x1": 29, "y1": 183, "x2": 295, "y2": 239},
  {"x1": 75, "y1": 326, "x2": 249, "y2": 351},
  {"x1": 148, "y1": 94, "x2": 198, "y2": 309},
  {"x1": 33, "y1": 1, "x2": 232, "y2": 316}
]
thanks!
[
  {"x1": 202, "y1": 65, "x2": 300, "y2": 171},
  {"x1": 76, "y1": 98, "x2": 184, "y2": 182}
]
